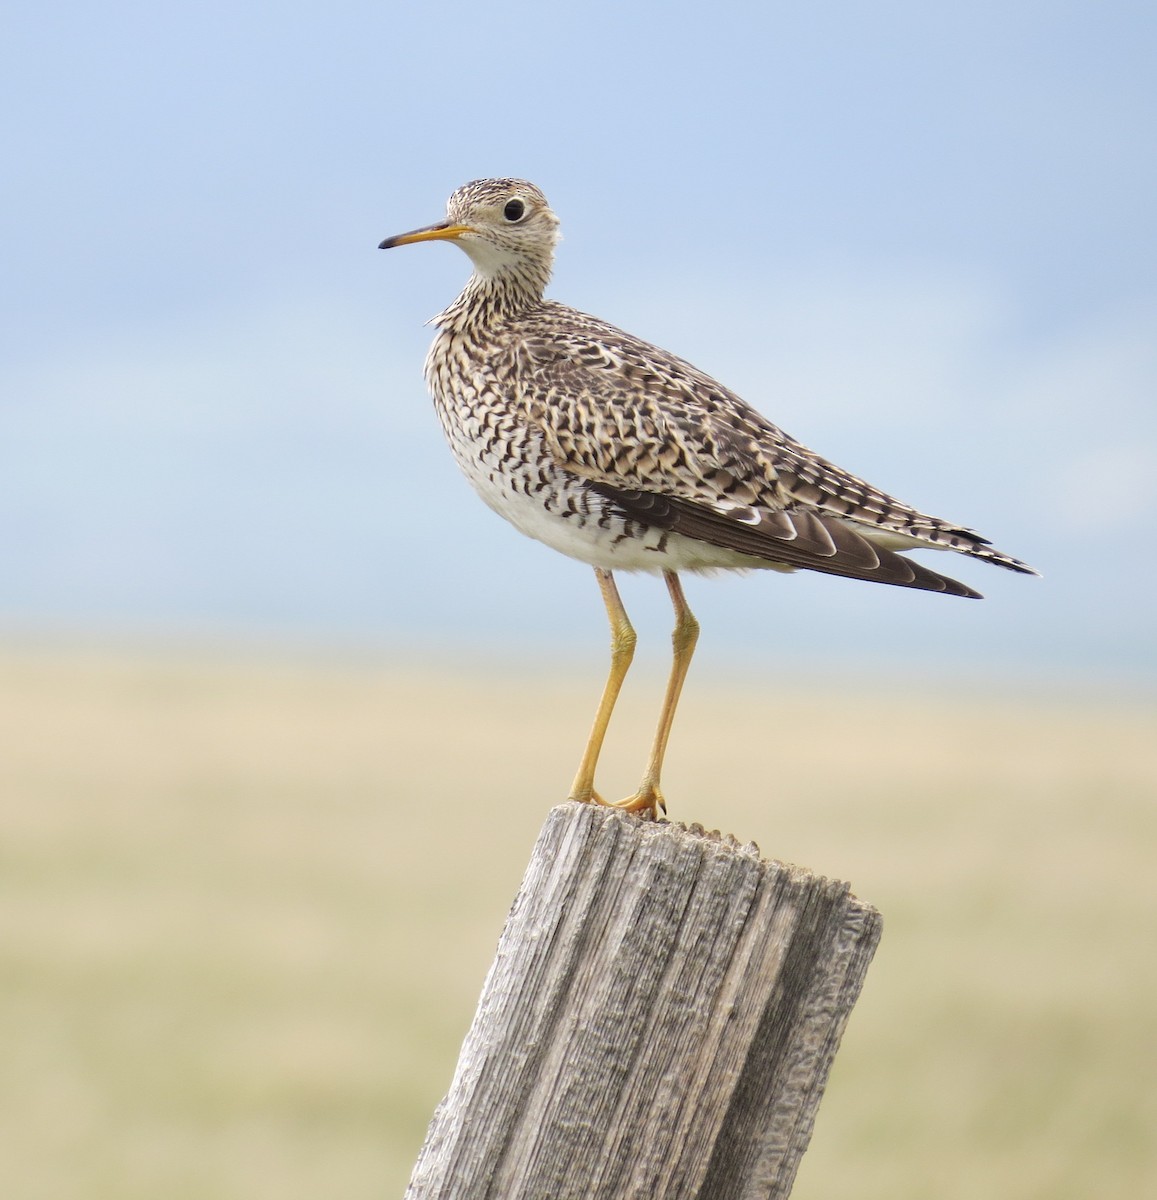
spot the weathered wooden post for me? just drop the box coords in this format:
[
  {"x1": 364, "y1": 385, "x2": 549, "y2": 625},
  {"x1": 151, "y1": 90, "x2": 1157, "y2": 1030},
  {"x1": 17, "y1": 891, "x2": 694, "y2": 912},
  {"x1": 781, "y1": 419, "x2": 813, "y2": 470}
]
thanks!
[{"x1": 405, "y1": 801, "x2": 881, "y2": 1200}]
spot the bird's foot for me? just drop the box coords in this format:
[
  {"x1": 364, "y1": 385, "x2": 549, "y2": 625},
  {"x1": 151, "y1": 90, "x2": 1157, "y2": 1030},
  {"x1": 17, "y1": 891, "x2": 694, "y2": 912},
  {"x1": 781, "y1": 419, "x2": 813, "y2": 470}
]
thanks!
[
  {"x1": 607, "y1": 784, "x2": 666, "y2": 822},
  {"x1": 568, "y1": 784, "x2": 665, "y2": 821}
]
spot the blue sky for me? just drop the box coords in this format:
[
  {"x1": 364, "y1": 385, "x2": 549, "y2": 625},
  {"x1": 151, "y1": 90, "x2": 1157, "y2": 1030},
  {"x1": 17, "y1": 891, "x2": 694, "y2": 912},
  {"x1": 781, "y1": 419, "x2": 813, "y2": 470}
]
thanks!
[{"x1": 2, "y1": 1, "x2": 1155, "y2": 685}]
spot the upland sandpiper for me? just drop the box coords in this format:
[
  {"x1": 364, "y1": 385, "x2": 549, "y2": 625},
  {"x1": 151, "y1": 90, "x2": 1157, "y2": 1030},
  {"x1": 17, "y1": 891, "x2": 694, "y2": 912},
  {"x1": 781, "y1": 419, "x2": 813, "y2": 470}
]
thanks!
[{"x1": 380, "y1": 179, "x2": 1036, "y2": 820}]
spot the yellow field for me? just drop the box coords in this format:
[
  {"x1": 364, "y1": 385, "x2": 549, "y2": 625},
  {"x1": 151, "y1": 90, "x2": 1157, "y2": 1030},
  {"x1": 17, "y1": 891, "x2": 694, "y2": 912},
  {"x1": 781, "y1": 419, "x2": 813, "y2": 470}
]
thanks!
[{"x1": 1, "y1": 645, "x2": 1154, "y2": 1198}]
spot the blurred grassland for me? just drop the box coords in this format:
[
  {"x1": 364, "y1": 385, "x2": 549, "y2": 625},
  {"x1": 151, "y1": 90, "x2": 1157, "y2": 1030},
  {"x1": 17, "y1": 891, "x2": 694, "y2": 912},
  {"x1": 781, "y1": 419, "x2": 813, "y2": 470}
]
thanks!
[{"x1": 1, "y1": 644, "x2": 1154, "y2": 1199}]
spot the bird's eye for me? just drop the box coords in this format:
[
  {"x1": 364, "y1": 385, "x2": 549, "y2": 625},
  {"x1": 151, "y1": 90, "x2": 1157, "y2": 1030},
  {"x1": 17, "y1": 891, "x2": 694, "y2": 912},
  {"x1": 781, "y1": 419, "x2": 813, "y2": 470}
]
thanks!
[{"x1": 503, "y1": 198, "x2": 526, "y2": 222}]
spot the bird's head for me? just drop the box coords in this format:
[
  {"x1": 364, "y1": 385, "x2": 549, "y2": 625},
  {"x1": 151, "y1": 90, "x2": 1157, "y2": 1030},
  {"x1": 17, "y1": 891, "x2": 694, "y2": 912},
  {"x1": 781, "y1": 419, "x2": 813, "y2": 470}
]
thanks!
[{"x1": 379, "y1": 178, "x2": 560, "y2": 294}]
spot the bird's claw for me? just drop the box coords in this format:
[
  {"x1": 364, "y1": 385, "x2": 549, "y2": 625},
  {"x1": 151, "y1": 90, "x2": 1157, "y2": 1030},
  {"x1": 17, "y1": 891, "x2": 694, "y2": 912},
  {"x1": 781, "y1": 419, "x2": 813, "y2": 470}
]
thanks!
[
  {"x1": 613, "y1": 785, "x2": 666, "y2": 821},
  {"x1": 603, "y1": 785, "x2": 666, "y2": 821},
  {"x1": 570, "y1": 784, "x2": 666, "y2": 821}
]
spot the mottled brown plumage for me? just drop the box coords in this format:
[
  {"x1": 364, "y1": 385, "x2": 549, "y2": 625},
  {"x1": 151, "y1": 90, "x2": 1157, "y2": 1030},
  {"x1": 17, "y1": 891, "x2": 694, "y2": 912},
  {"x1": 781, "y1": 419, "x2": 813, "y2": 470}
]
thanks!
[{"x1": 380, "y1": 178, "x2": 1037, "y2": 817}]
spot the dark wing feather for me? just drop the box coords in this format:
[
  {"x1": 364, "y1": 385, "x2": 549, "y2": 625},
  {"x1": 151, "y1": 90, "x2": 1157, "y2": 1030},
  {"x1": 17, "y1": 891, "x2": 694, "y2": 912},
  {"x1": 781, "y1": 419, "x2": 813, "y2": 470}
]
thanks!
[{"x1": 593, "y1": 484, "x2": 983, "y2": 598}]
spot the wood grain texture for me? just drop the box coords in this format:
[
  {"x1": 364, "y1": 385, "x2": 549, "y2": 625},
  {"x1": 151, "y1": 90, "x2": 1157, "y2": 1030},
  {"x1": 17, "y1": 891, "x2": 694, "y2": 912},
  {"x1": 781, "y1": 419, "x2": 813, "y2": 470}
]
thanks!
[{"x1": 405, "y1": 801, "x2": 882, "y2": 1200}]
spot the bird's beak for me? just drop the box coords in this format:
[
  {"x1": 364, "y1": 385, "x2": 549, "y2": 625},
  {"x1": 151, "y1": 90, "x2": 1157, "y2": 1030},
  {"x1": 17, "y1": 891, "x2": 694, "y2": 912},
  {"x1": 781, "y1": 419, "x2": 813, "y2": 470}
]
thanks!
[{"x1": 378, "y1": 221, "x2": 473, "y2": 250}]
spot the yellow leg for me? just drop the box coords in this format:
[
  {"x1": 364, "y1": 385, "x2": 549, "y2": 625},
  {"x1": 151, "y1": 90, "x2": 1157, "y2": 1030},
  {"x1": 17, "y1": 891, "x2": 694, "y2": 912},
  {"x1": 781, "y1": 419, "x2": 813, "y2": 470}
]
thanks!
[
  {"x1": 568, "y1": 568, "x2": 636, "y2": 805},
  {"x1": 614, "y1": 571, "x2": 699, "y2": 820}
]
